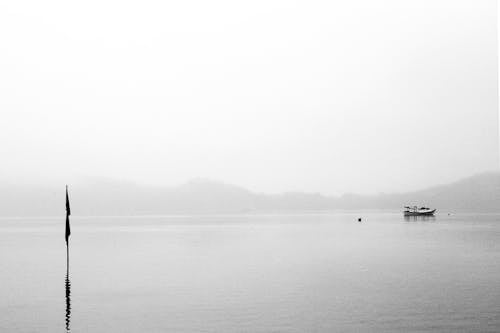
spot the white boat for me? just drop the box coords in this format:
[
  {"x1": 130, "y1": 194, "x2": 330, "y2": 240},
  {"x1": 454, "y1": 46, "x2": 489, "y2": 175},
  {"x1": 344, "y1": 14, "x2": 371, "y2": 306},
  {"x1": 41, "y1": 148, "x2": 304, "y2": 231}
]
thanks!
[{"x1": 403, "y1": 206, "x2": 436, "y2": 216}]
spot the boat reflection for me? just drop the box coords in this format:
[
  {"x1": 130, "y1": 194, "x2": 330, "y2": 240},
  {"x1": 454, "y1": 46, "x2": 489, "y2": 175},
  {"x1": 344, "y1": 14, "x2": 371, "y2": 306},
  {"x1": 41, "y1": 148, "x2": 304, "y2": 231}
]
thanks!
[{"x1": 404, "y1": 215, "x2": 436, "y2": 222}]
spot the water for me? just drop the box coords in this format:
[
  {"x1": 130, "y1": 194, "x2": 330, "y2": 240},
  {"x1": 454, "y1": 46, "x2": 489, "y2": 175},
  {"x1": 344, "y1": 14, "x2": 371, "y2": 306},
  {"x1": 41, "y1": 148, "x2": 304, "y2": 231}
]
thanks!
[{"x1": 1, "y1": 213, "x2": 499, "y2": 332}]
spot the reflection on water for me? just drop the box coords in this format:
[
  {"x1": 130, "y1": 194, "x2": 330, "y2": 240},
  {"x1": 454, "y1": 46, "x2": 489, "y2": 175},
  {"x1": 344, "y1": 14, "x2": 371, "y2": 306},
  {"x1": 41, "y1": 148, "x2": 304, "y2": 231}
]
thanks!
[
  {"x1": 404, "y1": 215, "x2": 436, "y2": 222},
  {"x1": 65, "y1": 270, "x2": 71, "y2": 331}
]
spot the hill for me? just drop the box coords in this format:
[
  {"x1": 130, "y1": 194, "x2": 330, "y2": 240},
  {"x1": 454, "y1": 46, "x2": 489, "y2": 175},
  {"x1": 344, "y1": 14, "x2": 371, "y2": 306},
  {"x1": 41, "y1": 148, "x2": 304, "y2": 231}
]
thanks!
[{"x1": 0, "y1": 172, "x2": 498, "y2": 216}]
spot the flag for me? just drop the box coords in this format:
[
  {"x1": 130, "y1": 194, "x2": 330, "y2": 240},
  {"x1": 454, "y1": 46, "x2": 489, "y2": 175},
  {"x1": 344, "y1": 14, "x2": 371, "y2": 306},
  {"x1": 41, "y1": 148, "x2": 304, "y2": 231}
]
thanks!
[{"x1": 65, "y1": 186, "x2": 71, "y2": 244}]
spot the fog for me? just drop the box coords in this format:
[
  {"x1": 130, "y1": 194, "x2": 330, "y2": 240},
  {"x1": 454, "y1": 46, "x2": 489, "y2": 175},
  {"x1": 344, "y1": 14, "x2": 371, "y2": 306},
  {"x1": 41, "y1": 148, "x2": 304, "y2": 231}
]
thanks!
[{"x1": 0, "y1": 0, "x2": 498, "y2": 195}]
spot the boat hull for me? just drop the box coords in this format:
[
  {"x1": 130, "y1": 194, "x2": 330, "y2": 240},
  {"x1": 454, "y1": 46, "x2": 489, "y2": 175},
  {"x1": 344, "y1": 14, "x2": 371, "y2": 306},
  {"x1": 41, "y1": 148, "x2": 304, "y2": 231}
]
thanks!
[{"x1": 404, "y1": 209, "x2": 436, "y2": 216}]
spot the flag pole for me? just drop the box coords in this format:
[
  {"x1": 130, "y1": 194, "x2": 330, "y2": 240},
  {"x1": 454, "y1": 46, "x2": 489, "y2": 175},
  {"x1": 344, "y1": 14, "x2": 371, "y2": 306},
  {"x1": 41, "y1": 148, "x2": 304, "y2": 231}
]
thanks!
[{"x1": 66, "y1": 240, "x2": 69, "y2": 275}]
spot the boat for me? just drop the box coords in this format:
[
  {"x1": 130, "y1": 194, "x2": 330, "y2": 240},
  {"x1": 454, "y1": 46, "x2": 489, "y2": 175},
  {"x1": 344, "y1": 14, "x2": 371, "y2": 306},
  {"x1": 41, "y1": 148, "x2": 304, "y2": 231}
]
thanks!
[{"x1": 403, "y1": 206, "x2": 436, "y2": 216}]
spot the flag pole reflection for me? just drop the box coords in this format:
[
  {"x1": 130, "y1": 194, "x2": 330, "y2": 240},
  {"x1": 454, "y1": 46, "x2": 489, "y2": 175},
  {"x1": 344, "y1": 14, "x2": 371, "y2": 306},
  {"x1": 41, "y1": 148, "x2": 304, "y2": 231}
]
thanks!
[{"x1": 65, "y1": 269, "x2": 71, "y2": 332}]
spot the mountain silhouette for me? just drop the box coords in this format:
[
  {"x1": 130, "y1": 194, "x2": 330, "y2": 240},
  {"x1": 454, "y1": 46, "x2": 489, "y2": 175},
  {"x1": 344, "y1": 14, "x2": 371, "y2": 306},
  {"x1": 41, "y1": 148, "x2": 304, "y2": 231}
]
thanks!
[{"x1": 0, "y1": 172, "x2": 498, "y2": 216}]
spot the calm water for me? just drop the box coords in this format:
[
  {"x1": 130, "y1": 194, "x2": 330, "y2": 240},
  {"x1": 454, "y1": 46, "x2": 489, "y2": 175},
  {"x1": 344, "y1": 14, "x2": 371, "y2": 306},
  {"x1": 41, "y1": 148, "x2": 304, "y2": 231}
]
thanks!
[{"x1": 1, "y1": 213, "x2": 499, "y2": 332}]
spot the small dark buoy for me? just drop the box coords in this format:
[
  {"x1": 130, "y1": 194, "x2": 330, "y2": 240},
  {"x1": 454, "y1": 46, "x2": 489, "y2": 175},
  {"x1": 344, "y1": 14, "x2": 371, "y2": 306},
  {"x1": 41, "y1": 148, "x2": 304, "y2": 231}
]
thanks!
[{"x1": 358, "y1": 218, "x2": 362, "y2": 222}]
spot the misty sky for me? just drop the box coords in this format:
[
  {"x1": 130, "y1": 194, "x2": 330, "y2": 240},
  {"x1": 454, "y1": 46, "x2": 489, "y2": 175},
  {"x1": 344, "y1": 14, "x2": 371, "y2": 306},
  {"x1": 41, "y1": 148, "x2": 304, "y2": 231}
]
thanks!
[{"x1": 0, "y1": 0, "x2": 498, "y2": 195}]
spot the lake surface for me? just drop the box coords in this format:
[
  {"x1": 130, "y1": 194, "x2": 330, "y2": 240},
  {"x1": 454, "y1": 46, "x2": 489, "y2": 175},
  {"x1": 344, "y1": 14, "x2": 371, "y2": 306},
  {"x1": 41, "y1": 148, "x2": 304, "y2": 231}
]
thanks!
[{"x1": 1, "y1": 212, "x2": 499, "y2": 332}]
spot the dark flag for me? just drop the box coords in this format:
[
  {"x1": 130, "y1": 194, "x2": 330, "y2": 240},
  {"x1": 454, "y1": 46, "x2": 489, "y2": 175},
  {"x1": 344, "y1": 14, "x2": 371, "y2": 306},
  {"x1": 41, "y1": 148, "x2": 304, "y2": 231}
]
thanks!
[{"x1": 65, "y1": 185, "x2": 71, "y2": 244}]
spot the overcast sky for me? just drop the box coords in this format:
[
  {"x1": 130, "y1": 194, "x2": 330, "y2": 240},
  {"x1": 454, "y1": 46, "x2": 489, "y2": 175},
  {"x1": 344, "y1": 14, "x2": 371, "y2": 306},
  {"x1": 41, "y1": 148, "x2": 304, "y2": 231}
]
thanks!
[{"x1": 0, "y1": 0, "x2": 498, "y2": 195}]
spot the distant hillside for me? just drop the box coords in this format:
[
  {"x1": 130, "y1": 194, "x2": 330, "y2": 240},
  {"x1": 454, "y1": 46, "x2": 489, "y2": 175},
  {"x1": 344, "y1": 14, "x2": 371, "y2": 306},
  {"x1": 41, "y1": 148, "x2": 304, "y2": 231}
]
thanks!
[
  {"x1": 0, "y1": 172, "x2": 498, "y2": 216},
  {"x1": 334, "y1": 172, "x2": 500, "y2": 212}
]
